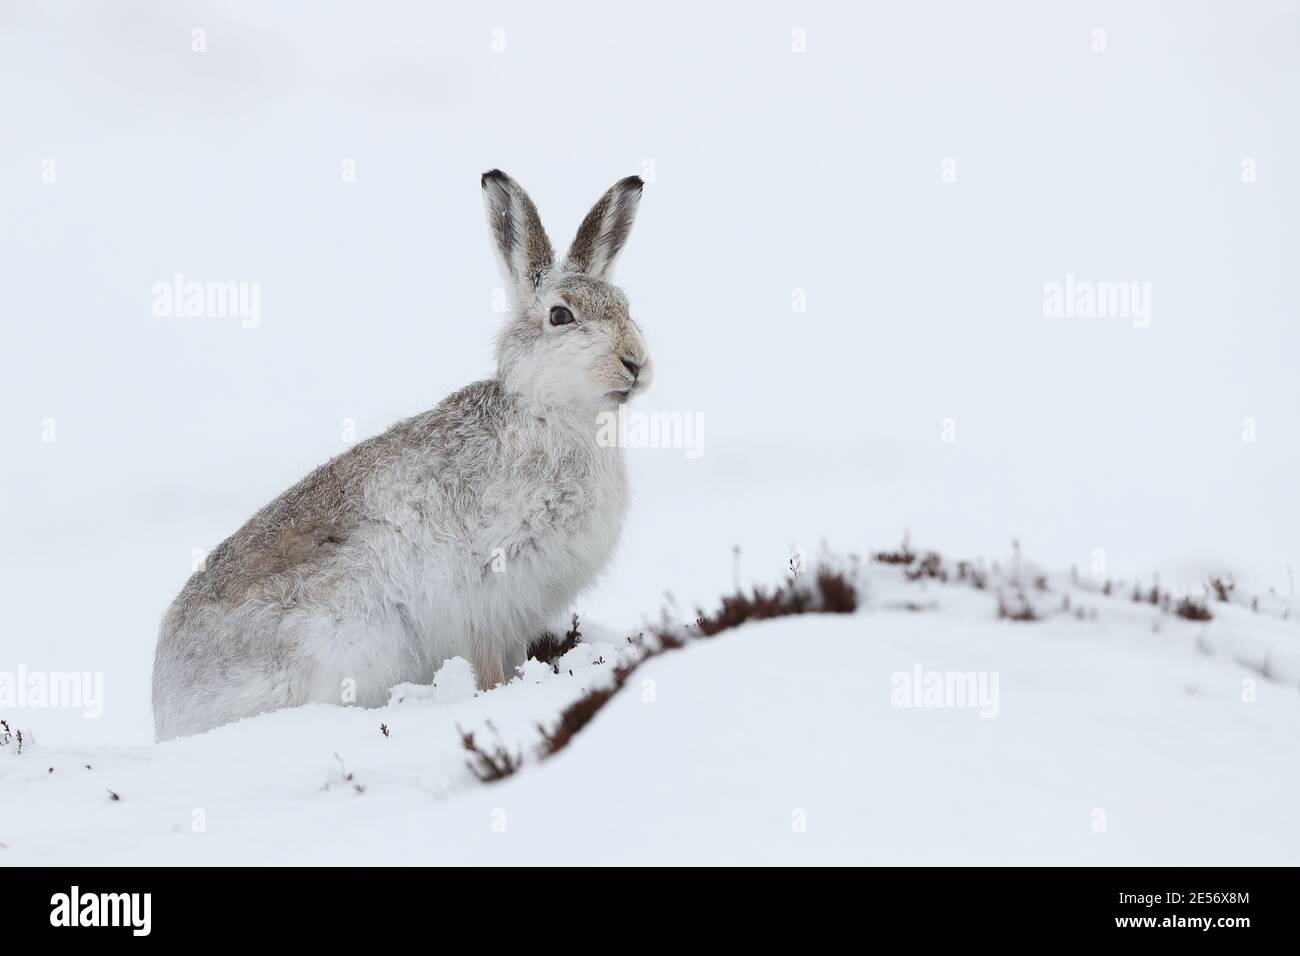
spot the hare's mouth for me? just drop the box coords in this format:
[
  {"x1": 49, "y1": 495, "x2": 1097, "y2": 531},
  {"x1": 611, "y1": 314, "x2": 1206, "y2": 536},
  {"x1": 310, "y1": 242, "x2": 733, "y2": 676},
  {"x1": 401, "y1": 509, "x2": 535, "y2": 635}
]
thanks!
[{"x1": 607, "y1": 389, "x2": 632, "y2": 403}]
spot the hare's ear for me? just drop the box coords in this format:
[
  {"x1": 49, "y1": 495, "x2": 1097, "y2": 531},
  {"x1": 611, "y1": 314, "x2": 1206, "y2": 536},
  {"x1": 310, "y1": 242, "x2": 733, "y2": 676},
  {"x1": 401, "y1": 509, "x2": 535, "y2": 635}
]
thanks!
[
  {"x1": 564, "y1": 176, "x2": 643, "y2": 279},
  {"x1": 481, "y1": 169, "x2": 554, "y2": 294}
]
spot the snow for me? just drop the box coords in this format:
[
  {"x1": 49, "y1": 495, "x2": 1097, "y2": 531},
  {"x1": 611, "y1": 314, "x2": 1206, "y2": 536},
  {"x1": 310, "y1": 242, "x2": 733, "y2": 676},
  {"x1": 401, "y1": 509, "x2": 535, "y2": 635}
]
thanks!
[{"x1": 3, "y1": 557, "x2": 1299, "y2": 865}]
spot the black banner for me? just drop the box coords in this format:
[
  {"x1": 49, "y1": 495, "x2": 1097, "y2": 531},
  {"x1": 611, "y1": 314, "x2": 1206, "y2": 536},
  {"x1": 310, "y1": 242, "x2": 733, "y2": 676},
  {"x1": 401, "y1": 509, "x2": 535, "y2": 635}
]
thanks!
[{"x1": 0, "y1": 867, "x2": 1285, "y2": 941}]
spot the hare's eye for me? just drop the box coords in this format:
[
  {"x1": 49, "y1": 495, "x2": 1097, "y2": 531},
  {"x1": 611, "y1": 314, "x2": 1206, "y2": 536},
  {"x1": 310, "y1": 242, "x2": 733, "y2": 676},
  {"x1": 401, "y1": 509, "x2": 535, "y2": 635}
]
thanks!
[{"x1": 549, "y1": 305, "x2": 575, "y2": 326}]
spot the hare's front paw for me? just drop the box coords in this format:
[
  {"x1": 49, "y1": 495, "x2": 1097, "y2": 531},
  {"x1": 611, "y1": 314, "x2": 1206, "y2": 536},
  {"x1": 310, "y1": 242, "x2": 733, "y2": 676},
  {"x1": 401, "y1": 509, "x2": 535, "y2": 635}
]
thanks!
[{"x1": 471, "y1": 650, "x2": 507, "y2": 691}]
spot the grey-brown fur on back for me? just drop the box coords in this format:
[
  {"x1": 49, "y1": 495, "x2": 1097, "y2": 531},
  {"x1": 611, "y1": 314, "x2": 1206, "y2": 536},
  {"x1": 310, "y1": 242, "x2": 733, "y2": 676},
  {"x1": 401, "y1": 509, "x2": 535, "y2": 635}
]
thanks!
[
  {"x1": 175, "y1": 383, "x2": 501, "y2": 606},
  {"x1": 152, "y1": 172, "x2": 653, "y2": 740}
]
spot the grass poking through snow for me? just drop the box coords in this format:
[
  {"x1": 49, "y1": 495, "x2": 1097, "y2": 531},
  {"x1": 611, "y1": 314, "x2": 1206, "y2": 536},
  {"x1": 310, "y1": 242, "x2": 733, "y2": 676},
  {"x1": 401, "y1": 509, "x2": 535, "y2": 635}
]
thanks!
[
  {"x1": 527, "y1": 614, "x2": 583, "y2": 671},
  {"x1": 459, "y1": 722, "x2": 521, "y2": 783},
  {"x1": 536, "y1": 561, "x2": 859, "y2": 763},
  {"x1": 459, "y1": 536, "x2": 1249, "y2": 786},
  {"x1": 0, "y1": 720, "x2": 24, "y2": 755}
]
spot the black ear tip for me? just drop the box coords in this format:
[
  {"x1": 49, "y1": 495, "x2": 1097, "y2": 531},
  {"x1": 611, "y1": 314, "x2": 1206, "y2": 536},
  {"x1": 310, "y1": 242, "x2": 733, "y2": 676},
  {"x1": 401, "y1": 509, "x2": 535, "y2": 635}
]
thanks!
[
  {"x1": 621, "y1": 175, "x2": 644, "y2": 192},
  {"x1": 481, "y1": 168, "x2": 507, "y2": 188}
]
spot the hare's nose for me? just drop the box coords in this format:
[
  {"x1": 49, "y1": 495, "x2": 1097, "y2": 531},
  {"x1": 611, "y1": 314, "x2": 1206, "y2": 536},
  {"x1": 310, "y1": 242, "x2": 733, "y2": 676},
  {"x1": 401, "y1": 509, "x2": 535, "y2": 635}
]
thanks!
[{"x1": 621, "y1": 357, "x2": 641, "y2": 380}]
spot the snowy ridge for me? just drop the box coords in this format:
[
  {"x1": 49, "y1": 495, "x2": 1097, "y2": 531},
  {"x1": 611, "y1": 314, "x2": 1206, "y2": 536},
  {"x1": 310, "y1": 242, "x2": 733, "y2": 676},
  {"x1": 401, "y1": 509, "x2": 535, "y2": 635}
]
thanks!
[{"x1": 2, "y1": 544, "x2": 1299, "y2": 866}]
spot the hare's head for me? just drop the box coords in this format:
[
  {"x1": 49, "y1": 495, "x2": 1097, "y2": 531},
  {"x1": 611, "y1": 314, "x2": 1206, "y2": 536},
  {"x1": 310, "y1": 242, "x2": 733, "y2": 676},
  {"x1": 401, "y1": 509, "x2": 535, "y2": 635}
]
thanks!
[{"x1": 482, "y1": 170, "x2": 652, "y2": 411}]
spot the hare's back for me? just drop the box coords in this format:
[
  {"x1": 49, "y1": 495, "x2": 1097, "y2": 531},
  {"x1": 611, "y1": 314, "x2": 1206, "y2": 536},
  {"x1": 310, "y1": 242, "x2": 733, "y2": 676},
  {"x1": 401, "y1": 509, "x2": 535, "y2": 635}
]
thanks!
[{"x1": 175, "y1": 380, "x2": 510, "y2": 607}]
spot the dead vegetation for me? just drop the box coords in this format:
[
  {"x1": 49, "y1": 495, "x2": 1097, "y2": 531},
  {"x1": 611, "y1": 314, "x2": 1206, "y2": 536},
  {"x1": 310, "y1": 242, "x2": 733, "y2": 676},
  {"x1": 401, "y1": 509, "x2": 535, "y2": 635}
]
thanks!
[
  {"x1": 997, "y1": 592, "x2": 1039, "y2": 622},
  {"x1": 1208, "y1": 576, "x2": 1235, "y2": 603},
  {"x1": 1133, "y1": 583, "x2": 1165, "y2": 607},
  {"x1": 0, "y1": 720, "x2": 24, "y2": 755},
  {"x1": 1125, "y1": 578, "x2": 1216, "y2": 623},
  {"x1": 461, "y1": 537, "x2": 1261, "y2": 786},
  {"x1": 1175, "y1": 596, "x2": 1214, "y2": 622},
  {"x1": 536, "y1": 562, "x2": 860, "y2": 765},
  {"x1": 537, "y1": 675, "x2": 628, "y2": 758},
  {"x1": 956, "y1": 560, "x2": 988, "y2": 589},
  {"x1": 527, "y1": 613, "x2": 583, "y2": 670},
  {"x1": 905, "y1": 552, "x2": 946, "y2": 583},
  {"x1": 327, "y1": 752, "x2": 366, "y2": 794},
  {"x1": 694, "y1": 567, "x2": 858, "y2": 636},
  {"x1": 459, "y1": 721, "x2": 521, "y2": 783},
  {"x1": 873, "y1": 541, "x2": 917, "y2": 565},
  {"x1": 886, "y1": 539, "x2": 1056, "y2": 621}
]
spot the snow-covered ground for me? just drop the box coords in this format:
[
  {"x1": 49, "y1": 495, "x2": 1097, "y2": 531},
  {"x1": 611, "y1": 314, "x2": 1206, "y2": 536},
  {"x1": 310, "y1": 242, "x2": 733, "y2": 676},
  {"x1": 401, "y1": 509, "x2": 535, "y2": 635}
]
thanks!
[{"x1": 4, "y1": 552, "x2": 1299, "y2": 865}]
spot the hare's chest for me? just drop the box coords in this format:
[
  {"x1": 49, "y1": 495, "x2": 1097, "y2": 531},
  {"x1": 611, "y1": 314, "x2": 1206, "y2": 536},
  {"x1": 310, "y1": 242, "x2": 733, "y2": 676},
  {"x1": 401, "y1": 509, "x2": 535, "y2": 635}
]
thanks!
[{"x1": 487, "y1": 434, "x2": 628, "y2": 581}]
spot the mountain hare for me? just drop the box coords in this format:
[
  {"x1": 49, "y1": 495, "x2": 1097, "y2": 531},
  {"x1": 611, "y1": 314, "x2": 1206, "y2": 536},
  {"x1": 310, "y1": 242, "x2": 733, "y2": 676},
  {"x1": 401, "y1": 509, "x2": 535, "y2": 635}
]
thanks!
[{"x1": 152, "y1": 171, "x2": 651, "y2": 740}]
